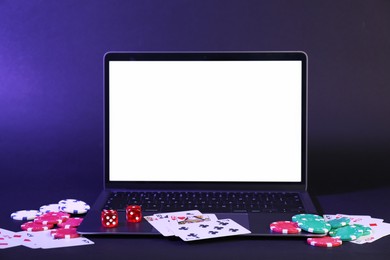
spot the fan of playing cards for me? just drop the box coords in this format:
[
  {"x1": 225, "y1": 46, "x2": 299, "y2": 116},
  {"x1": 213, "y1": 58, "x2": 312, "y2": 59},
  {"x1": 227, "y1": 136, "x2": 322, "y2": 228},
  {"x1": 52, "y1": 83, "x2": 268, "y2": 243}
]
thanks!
[
  {"x1": 144, "y1": 210, "x2": 251, "y2": 241},
  {"x1": 324, "y1": 213, "x2": 390, "y2": 245}
]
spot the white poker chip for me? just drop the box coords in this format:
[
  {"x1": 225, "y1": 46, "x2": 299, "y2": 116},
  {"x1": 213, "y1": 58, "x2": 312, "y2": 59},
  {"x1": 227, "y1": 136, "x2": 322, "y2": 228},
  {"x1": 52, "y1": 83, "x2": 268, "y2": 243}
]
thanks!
[
  {"x1": 39, "y1": 203, "x2": 61, "y2": 213},
  {"x1": 11, "y1": 210, "x2": 41, "y2": 221},
  {"x1": 58, "y1": 199, "x2": 90, "y2": 214}
]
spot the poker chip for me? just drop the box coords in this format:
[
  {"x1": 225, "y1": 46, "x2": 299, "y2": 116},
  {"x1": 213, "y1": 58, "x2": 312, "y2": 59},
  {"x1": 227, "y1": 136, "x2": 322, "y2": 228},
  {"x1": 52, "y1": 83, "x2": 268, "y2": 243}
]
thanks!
[
  {"x1": 297, "y1": 219, "x2": 332, "y2": 234},
  {"x1": 34, "y1": 212, "x2": 70, "y2": 225},
  {"x1": 354, "y1": 224, "x2": 372, "y2": 236},
  {"x1": 328, "y1": 225, "x2": 364, "y2": 241},
  {"x1": 57, "y1": 217, "x2": 83, "y2": 229},
  {"x1": 292, "y1": 214, "x2": 323, "y2": 223},
  {"x1": 326, "y1": 217, "x2": 350, "y2": 229},
  {"x1": 58, "y1": 199, "x2": 90, "y2": 214},
  {"x1": 307, "y1": 236, "x2": 343, "y2": 247},
  {"x1": 21, "y1": 221, "x2": 54, "y2": 232},
  {"x1": 11, "y1": 210, "x2": 41, "y2": 221},
  {"x1": 39, "y1": 203, "x2": 60, "y2": 213},
  {"x1": 270, "y1": 221, "x2": 301, "y2": 234},
  {"x1": 50, "y1": 228, "x2": 80, "y2": 239}
]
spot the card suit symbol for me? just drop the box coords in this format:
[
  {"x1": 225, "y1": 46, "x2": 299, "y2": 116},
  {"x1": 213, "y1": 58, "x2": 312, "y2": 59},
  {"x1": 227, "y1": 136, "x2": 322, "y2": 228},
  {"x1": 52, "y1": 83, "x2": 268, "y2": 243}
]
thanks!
[
  {"x1": 179, "y1": 227, "x2": 189, "y2": 230},
  {"x1": 217, "y1": 221, "x2": 229, "y2": 226},
  {"x1": 188, "y1": 233, "x2": 199, "y2": 238},
  {"x1": 214, "y1": 226, "x2": 224, "y2": 230},
  {"x1": 208, "y1": 231, "x2": 219, "y2": 235},
  {"x1": 229, "y1": 228, "x2": 239, "y2": 232},
  {"x1": 199, "y1": 224, "x2": 209, "y2": 228},
  {"x1": 178, "y1": 217, "x2": 186, "y2": 221}
]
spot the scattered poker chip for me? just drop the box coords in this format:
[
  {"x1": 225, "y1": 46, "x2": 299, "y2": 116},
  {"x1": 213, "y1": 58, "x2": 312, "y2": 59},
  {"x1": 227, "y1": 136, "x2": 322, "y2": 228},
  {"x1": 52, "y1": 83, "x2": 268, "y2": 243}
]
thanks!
[
  {"x1": 21, "y1": 221, "x2": 54, "y2": 232},
  {"x1": 10, "y1": 210, "x2": 41, "y2": 221},
  {"x1": 297, "y1": 219, "x2": 332, "y2": 234},
  {"x1": 307, "y1": 236, "x2": 343, "y2": 247},
  {"x1": 58, "y1": 199, "x2": 90, "y2": 214},
  {"x1": 326, "y1": 217, "x2": 350, "y2": 229},
  {"x1": 57, "y1": 217, "x2": 83, "y2": 229},
  {"x1": 353, "y1": 224, "x2": 372, "y2": 236},
  {"x1": 39, "y1": 203, "x2": 60, "y2": 213},
  {"x1": 51, "y1": 228, "x2": 80, "y2": 239},
  {"x1": 292, "y1": 214, "x2": 323, "y2": 223},
  {"x1": 328, "y1": 225, "x2": 364, "y2": 241},
  {"x1": 270, "y1": 221, "x2": 301, "y2": 234},
  {"x1": 34, "y1": 212, "x2": 70, "y2": 225}
]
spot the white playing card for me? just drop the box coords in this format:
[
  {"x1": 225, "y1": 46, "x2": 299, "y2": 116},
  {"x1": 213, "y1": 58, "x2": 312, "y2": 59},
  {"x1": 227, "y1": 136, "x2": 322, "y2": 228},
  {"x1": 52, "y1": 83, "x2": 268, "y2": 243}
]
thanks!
[
  {"x1": 14, "y1": 229, "x2": 94, "y2": 249},
  {"x1": 0, "y1": 228, "x2": 22, "y2": 249},
  {"x1": 40, "y1": 236, "x2": 94, "y2": 249},
  {"x1": 176, "y1": 218, "x2": 251, "y2": 242},
  {"x1": 144, "y1": 215, "x2": 173, "y2": 236},
  {"x1": 351, "y1": 222, "x2": 390, "y2": 244},
  {"x1": 16, "y1": 231, "x2": 48, "y2": 249},
  {"x1": 170, "y1": 214, "x2": 218, "y2": 236},
  {"x1": 144, "y1": 210, "x2": 202, "y2": 236},
  {"x1": 336, "y1": 214, "x2": 383, "y2": 227},
  {"x1": 323, "y1": 214, "x2": 387, "y2": 245}
]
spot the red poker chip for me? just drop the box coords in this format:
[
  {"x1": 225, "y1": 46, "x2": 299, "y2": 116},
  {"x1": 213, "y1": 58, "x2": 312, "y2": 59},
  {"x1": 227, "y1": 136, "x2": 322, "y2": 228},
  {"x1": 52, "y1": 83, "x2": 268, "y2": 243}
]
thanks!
[
  {"x1": 42, "y1": 211, "x2": 70, "y2": 218},
  {"x1": 21, "y1": 221, "x2": 54, "y2": 232},
  {"x1": 51, "y1": 228, "x2": 80, "y2": 239},
  {"x1": 34, "y1": 212, "x2": 70, "y2": 225},
  {"x1": 270, "y1": 221, "x2": 301, "y2": 234},
  {"x1": 307, "y1": 236, "x2": 343, "y2": 247},
  {"x1": 57, "y1": 217, "x2": 83, "y2": 229}
]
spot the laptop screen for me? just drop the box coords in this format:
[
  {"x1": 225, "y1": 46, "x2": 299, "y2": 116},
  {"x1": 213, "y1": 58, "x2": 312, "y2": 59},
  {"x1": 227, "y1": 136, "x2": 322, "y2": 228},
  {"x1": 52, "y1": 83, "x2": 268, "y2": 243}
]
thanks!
[{"x1": 106, "y1": 53, "x2": 306, "y2": 184}]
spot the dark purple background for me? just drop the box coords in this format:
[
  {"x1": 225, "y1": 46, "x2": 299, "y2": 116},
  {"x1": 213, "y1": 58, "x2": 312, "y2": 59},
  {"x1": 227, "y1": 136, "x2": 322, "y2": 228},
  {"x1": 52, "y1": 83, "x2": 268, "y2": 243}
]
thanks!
[{"x1": 1, "y1": 1, "x2": 389, "y2": 198}]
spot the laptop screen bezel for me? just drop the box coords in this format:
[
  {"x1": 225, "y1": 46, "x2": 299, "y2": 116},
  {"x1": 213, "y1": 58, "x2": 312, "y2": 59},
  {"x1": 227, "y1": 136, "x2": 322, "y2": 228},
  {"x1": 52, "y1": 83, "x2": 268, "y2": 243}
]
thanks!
[{"x1": 103, "y1": 52, "x2": 308, "y2": 191}]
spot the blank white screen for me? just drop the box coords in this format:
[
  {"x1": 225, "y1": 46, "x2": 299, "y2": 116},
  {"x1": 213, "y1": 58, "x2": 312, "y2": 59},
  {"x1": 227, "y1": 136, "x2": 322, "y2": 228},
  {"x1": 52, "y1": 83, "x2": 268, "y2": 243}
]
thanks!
[{"x1": 109, "y1": 60, "x2": 302, "y2": 182}]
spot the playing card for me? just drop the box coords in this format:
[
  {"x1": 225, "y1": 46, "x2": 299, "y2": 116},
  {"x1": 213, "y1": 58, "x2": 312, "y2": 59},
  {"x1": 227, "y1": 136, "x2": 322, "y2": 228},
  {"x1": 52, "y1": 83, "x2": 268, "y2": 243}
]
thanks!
[
  {"x1": 16, "y1": 231, "x2": 50, "y2": 249},
  {"x1": 144, "y1": 210, "x2": 202, "y2": 236},
  {"x1": 40, "y1": 236, "x2": 94, "y2": 249},
  {"x1": 144, "y1": 215, "x2": 173, "y2": 236},
  {"x1": 169, "y1": 214, "x2": 218, "y2": 236},
  {"x1": 0, "y1": 228, "x2": 22, "y2": 249},
  {"x1": 336, "y1": 214, "x2": 383, "y2": 227},
  {"x1": 351, "y1": 222, "x2": 390, "y2": 244},
  {"x1": 13, "y1": 229, "x2": 94, "y2": 249},
  {"x1": 174, "y1": 214, "x2": 218, "y2": 225},
  {"x1": 175, "y1": 218, "x2": 251, "y2": 242},
  {"x1": 10, "y1": 231, "x2": 40, "y2": 249}
]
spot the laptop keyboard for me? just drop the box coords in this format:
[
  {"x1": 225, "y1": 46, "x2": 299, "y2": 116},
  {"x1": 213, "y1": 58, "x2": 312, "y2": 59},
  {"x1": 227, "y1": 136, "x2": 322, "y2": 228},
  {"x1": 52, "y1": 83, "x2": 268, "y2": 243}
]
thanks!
[{"x1": 103, "y1": 191, "x2": 305, "y2": 213}]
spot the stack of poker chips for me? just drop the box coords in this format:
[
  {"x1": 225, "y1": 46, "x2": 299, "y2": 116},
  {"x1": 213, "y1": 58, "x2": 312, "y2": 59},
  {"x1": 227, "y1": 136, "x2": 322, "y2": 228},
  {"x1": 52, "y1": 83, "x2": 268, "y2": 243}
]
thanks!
[
  {"x1": 10, "y1": 199, "x2": 90, "y2": 239},
  {"x1": 269, "y1": 214, "x2": 372, "y2": 248}
]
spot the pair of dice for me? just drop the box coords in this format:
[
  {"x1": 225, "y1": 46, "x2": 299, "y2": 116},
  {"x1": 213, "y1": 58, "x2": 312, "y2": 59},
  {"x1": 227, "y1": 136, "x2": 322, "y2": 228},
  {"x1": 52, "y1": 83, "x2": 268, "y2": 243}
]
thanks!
[{"x1": 101, "y1": 205, "x2": 142, "y2": 228}]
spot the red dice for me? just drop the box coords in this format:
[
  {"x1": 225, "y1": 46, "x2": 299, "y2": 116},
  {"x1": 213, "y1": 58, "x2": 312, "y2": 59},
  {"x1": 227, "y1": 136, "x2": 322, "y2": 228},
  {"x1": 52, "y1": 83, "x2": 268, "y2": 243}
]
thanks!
[
  {"x1": 101, "y1": 209, "x2": 118, "y2": 228},
  {"x1": 126, "y1": 205, "x2": 142, "y2": 223}
]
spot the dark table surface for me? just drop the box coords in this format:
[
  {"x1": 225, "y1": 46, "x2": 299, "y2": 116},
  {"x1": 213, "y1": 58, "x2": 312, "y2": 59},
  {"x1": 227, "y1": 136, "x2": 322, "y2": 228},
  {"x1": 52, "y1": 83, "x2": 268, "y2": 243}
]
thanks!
[{"x1": 1, "y1": 187, "x2": 389, "y2": 260}]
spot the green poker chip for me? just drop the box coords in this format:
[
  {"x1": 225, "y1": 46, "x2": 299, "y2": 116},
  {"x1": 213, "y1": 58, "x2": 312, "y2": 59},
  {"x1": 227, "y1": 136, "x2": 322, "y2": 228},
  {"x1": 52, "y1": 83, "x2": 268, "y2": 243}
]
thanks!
[
  {"x1": 297, "y1": 219, "x2": 332, "y2": 234},
  {"x1": 328, "y1": 225, "x2": 364, "y2": 241},
  {"x1": 353, "y1": 224, "x2": 372, "y2": 236},
  {"x1": 327, "y1": 217, "x2": 350, "y2": 229},
  {"x1": 292, "y1": 214, "x2": 323, "y2": 223}
]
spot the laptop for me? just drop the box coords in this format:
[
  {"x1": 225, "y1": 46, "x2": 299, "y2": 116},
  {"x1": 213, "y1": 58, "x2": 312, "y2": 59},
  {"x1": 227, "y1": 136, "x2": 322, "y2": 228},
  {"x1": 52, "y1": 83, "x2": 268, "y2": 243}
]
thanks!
[{"x1": 78, "y1": 51, "x2": 321, "y2": 237}]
